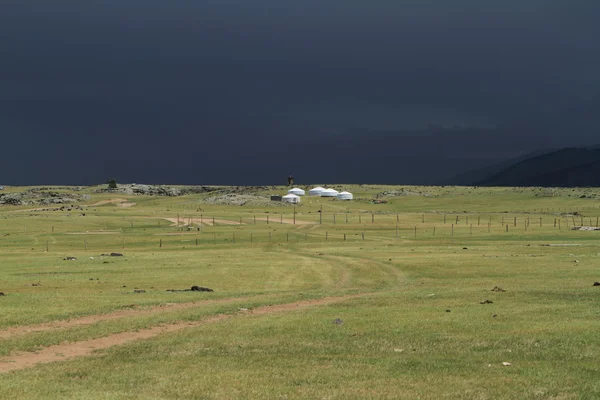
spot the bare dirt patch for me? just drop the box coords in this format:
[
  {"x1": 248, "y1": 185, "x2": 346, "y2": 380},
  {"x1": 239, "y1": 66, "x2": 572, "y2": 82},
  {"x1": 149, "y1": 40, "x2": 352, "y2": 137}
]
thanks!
[
  {"x1": 0, "y1": 294, "x2": 363, "y2": 373},
  {"x1": 66, "y1": 231, "x2": 120, "y2": 235},
  {"x1": 87, "y1": 198, "x2": 134, "y2": 207},
  {"x1": 254, "y1": 217, "x2": 316, "y2": 225},
  {"x1": 162, "y1": 217, "x2": 242, "y2": 227}
]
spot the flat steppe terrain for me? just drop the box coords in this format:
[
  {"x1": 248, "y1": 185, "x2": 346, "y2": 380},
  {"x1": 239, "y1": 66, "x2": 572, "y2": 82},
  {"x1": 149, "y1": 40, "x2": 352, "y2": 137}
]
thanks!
[{"x1": 1, "y1": 184, "x2": 599, "y2": 399}]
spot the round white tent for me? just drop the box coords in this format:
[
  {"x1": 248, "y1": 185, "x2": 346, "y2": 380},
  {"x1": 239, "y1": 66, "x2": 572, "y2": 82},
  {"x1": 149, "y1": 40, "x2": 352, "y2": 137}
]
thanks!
[
  {"x1": 320, "y1": 189, "x2": 339, "y2": 197},
  {"x1": 288, "y1": 187, "x2": 305, "y2": 196},
  {"x1": 282, "y1": 194, "x2": 301, "y2": 204},
  {"x1": 308, "y1": 186, "x2": 325, "y2": 196},
  {"x1": 337, "y1": 191, "x2": 353, "y2": 200}
]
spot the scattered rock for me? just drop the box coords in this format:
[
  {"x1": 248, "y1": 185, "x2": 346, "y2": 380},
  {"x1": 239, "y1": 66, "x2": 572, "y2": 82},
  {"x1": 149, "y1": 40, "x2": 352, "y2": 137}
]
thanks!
[
  {"x1": 502, "y1": 362, "x2": 512, "y2": 366},
  {"x1": 133, "y1": 289, "x2": 146, "y2": 293},
  {"x1": 238, "y1": 308, "x2": 249, "y2": 312},
  {"x1": 593, "y1": 282, "x2": 600, "y2": 286},
  {"x1": 493, "y1": 314, "x2": 498, "y2": 318},
  {"x1": 332, "y1": 318, "x2": 344, "y2": 325},
  {"x1": 491, "y1": 286, "x2": 506, "y2": 292},
  {"x1": 110, "y1": 253, "x2": 124, "y2": 257},
  {"x1": 463, "y1": 247, "x2": 468, "y2": 250},
  {"x1": 393, "y1": 348, "x2": 404, "y2": 353},
  {"x1": 445, "y1": 309, "x2": 451, "y2": 312},
  {"x1": 31, "y1": 283, "x2": 41, "y2": 287},
  {"x1": 167, "y1": 286, "x2": 214, "y2": 293},
  {"x1": 191, "y1": 285, "x2": 213, "y2": 292},
  {"x1": 480, "y1": 300, "x2": 493, "y2": 304},
  {"x1": 64, "y1": 257, "x2": 77, "y2": 261},
  {"x1": 0, "y1": 292, "x2": 5, "y2": 296}
]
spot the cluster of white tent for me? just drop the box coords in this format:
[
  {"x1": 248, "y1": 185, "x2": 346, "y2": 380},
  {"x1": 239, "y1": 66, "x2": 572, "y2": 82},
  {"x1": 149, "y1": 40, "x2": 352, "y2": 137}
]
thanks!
[{"x1": 281, "y1": 187, "x2": 353, "y2": 203}]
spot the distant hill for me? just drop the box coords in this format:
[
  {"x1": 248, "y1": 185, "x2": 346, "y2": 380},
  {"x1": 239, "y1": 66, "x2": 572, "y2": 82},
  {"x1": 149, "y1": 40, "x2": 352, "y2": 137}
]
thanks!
[
  {"x1": 476, "y1": 147, "x2": 600, "y2": 187},
  {"x1": 449, "y1": 149, "x2": 556, "y2": 185}
]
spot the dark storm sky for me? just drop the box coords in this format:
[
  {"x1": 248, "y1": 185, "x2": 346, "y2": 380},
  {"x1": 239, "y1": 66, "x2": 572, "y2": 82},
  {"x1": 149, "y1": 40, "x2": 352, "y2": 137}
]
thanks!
[{"x1": 1, "y1": 1, "x2": 599, "y2": 185}]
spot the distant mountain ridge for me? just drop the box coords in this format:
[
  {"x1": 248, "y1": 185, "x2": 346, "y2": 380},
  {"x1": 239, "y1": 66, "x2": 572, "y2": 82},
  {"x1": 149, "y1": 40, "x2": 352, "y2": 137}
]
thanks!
[{"x1": 476, "y1": 147, "x2": 600, "y2": 187}]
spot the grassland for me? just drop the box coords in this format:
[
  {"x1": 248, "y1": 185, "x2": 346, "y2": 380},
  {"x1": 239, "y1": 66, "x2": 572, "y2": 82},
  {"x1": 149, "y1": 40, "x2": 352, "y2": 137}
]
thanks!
[{"x1": 0, "y1": 184, "x2": 599, "y2": 399}]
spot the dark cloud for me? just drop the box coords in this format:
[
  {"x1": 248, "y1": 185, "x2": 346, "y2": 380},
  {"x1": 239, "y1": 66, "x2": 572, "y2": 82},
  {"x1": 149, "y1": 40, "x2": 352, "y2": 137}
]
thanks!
[{"x1": 1, "y1": 1, "x2": 599, "y2": 184}]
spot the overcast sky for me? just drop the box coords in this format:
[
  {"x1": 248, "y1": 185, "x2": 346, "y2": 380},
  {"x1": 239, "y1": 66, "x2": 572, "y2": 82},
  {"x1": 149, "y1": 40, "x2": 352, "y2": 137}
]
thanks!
[{"x1": 1, "y1": 1, "x2": 599, "y2": 185}]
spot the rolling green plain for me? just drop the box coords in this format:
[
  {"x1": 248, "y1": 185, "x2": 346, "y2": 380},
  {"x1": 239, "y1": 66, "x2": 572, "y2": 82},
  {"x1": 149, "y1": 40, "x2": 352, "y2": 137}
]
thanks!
[{"x1": 0, "y1": 184, "x2": 599, "y2": 399}]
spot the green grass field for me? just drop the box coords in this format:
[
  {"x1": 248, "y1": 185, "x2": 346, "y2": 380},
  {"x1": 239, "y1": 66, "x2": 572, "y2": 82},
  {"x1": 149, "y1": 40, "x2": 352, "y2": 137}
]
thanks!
[{"x1": 1, "y1": 185, "x2": 599, "y2": 399}]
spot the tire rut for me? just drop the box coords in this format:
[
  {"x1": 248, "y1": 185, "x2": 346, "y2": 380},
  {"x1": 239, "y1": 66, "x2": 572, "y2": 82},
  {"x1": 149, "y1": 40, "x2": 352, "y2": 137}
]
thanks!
[
  {"x1": 0, "y1": 294, "x2": 365, "y2": 374},
  {"x1": 0, "y1": 295, "x2": 266, "y2": 340}
]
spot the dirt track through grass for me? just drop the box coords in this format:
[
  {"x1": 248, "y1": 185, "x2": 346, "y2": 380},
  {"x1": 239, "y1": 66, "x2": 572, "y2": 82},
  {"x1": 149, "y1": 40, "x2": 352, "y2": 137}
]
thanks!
[
  {"x1": 0, "y1": 295, "x2": 271, "y2": 340},
  {"x1": 0, "y1": 294, "x2": 363, "y2": 373}
]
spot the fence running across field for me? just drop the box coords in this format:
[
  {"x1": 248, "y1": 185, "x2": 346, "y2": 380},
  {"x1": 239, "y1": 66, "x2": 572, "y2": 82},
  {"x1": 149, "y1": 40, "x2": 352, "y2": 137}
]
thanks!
[{"x1": 5, "y1": 208, "x2": 599, "y2": 253}]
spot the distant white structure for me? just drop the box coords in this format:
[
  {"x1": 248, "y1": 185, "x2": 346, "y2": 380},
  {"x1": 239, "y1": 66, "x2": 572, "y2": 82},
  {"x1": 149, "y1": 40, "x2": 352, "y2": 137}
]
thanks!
[
  {"x1": 337, "y1": 191, "x2": 353, "y2": 200},
  {"x1": 282, "y1": 193, "x2": 301, "y2": 204},
  {"x1": 288, "y1": 187, "x2": 305, "y2": 196},
  {"x1": 308, "y1": 186, "x2": 325, "y2": 196},
  {"x1": 320, "y1": 188, "x2": 339, "y2": 197}
]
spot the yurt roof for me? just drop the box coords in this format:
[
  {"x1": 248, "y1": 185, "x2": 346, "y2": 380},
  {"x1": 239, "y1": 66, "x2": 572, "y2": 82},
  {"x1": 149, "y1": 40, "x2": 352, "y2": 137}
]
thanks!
[
  {"x1": 283, "y1": 193, "x2": 299, "y2": 198},
  {"x1": 338, "y1": 191, "x2": 352, "y2": 195}
]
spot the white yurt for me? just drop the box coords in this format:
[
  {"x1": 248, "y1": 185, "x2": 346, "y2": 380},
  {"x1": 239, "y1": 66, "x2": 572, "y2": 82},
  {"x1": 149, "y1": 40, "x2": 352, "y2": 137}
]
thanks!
[
  {"x1": 288, "y1": 187, "x2": 305, "y2": 196},
  {"x1": 282, "y1": 194, "x2": 301, "y2": 204},
  {"x1": 320, "y1": 188, "x2": 339, "y2": 197},
  {"x1": 308, "y1": 186, "x2": 325, "y2": 196},
  {"x1": 337, "y1": 191, "x2": 353, "y2": 200}
]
